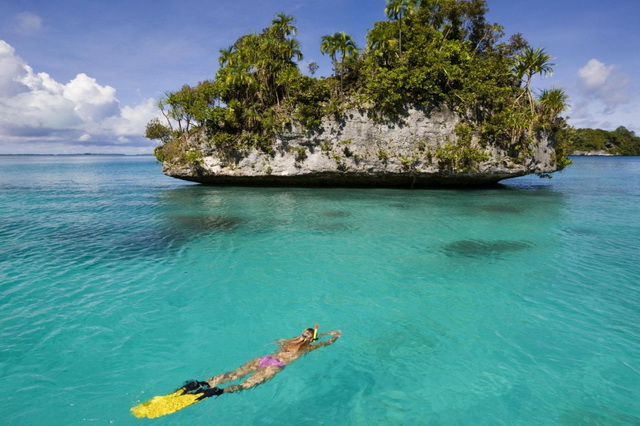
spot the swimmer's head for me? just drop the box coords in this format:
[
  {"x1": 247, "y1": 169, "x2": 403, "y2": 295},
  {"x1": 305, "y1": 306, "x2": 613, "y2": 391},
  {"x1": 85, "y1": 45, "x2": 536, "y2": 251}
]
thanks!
[
  {"x1": 280, "y1": 327, "x2": 316, "y2": 347},
  {"x1": 301, "y1": 328, "x2": 315, "y2": 342}
]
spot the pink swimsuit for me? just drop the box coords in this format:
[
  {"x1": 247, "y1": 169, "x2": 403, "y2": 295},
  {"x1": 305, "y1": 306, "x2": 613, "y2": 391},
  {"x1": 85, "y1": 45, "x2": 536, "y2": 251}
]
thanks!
[{"x1": 258, "y1": 355, "x2": 286, "y2": 369}]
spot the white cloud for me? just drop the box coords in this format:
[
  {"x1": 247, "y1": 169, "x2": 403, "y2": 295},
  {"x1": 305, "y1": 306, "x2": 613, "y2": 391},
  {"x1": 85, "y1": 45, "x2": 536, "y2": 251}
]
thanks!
[
  {"x1": 103, "y1": 98, "x2": 158, "y2": 137},
  {"x1": 14, "y1": 12, "x2": 43, "y2": 35},
  {"x1": 63, "y1": 73, "x2": 120, "y2": 121},
  {"x1": 577, "y1": 58, "x2": 631, "y2": 109},
  {"x1": 0, "y1": 40, "x2": 159, "y2": 153},
  {"x1": 0, "y1": 41, "x2": 28, "y2": 96},
  {"x1": 578, "y1": 59, "x2": 611, "y2": 89}
]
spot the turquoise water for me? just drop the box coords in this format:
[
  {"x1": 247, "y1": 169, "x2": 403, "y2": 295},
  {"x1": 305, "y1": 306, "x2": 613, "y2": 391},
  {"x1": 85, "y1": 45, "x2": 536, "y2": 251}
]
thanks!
[{"x1": 1, "y1": 155, "x2": 639, "y2": 425}]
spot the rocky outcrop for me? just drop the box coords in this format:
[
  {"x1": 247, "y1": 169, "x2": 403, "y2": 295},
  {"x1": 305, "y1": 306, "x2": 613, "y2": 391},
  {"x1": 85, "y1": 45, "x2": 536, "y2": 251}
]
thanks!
[{"x1": 161, "y1": 107, "x2": 558, "y2": 187}]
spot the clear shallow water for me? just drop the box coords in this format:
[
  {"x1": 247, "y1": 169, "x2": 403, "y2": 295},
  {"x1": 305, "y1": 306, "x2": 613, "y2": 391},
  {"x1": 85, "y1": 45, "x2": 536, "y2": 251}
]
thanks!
[{"x1": 1, "y1": 155, "x2": 639, "y2": 425}]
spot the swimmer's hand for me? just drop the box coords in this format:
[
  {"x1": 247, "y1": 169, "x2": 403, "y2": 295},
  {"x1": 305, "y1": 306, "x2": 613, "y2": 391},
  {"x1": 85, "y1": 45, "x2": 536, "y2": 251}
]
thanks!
[
  {"x1": 195, "y1": 386, "x2": 224, "y2": 401},
  {"x1": 310, "y1": 330, "x2": 341, "y2": 350},
  {"x1": 319, "y1": 330, "x2": 342, "y2": 337}
]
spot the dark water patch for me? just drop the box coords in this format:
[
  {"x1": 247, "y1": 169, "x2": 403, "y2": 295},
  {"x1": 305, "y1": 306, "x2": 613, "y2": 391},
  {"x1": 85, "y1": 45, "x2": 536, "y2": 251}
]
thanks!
[
  {"x1": 172, "y1": 214, "x2": 244, "y2": 233},
  {"x1": 389, "y1": 202, "x2": 413, "y2": 210},
  {"x1": 321, "y1": 210, "x2": 351, "y2": 218},
  {"x1": 565, "y1": 226, "x2": 599, "y2": 236},
  {"x1": 37, "y1": 215, "x2": 243, "y2": 261},
  {"x1": 36, "y1": 221, "x2": 143, "y2": 263},
  {"x1": 477, "y1": 205, "x2": 523, "y2": 213},
  {"x1": 41, "y1": 220, "x2": 122, "y2": 252},
  {"x1": 117, "y1": 215, "x2": 245, "y2": 257},
  {"x1": 444, "y1": 239, "x2": 533, "y2": 258},
  {"x1": 0, "y1": 218, "x2": 32, "y2": 240},
  {"x1": 311, "y1": 223, "x2": 357, "y2": 233}
]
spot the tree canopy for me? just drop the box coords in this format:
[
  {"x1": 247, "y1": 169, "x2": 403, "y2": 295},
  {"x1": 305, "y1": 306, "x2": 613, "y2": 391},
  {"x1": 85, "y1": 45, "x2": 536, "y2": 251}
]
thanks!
[
  {"x1": 557, "y1": 126, "x2": 640, "y2": 156},
  {"x1": 148, "y1": 0, "x2": 571, "y2": 169}
]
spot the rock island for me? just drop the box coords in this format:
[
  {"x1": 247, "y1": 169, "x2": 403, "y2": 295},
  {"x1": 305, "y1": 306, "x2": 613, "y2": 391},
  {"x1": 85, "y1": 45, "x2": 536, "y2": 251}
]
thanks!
[{"x1": 146, "y1": 0, "x2": 571, "y2": 187}]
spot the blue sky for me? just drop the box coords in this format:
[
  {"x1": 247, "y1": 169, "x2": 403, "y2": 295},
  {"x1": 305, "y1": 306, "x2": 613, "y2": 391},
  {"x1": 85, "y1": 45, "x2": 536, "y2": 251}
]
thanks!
[{"x1": 1, "y1": 0, "x2": 638, "y2": 154}]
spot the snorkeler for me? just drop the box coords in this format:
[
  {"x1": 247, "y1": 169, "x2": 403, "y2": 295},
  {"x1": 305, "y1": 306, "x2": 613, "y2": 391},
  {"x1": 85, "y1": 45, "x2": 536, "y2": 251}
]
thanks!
[
  {"x1": 131, "y1": 325, "x2": 341, "y2": 418},
  {"x1": 182, "y1": 325, "x2": 342, "y2": 398}
]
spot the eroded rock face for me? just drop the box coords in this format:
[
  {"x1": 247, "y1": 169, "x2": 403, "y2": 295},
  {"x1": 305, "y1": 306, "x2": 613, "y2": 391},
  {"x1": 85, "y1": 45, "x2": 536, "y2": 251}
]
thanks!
[{"x1": 161, "y1": 107, "x2": 558, "y2": 187}]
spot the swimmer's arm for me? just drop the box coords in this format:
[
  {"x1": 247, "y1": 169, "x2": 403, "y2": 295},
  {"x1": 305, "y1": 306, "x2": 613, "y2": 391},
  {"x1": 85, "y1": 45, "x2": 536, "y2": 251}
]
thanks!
[{"x1": 309, "y1": 330, "x2": 341, "y2": 350}]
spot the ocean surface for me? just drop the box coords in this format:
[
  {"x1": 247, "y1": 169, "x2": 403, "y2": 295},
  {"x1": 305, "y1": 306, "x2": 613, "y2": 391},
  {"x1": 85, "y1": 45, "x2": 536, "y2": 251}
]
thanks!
[{"x1": 1, "y1": 155, "x2": 638, "y2": 425}]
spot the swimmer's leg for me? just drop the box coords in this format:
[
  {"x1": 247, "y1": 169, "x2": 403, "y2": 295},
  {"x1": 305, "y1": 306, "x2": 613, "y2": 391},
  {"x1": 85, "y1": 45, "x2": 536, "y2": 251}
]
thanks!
[
  {"x1": 223, "y1": 366, "x2": 280, "y2": 393},
  {"x1": 206, "y1": 358, "x2": 259, "y2": 387}
]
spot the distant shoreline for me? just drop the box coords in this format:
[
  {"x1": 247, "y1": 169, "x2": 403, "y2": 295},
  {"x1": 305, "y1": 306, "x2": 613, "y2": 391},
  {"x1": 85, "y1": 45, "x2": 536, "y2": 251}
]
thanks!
[{"x1": 570, "y1": 151, "x2": 620, "y2": 156}]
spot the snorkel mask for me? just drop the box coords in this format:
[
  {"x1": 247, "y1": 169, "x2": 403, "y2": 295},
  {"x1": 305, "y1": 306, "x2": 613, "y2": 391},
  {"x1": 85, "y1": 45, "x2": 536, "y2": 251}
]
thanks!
[{"x1": 312, "y1": 323, "x2": 319, "y2": 342}]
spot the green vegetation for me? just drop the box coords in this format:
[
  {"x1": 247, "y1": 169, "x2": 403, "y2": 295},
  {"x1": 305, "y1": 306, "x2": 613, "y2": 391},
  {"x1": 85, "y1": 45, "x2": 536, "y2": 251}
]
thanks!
[
  {"x1": 320, "y1": 31, "x2": 358, "y2": 96},
  {"x1": 149, "y1": 0, "x2": 571, "y2": 170},
  {"x1": 557, "y1": 126, "x2": 640, "y2": 156}
]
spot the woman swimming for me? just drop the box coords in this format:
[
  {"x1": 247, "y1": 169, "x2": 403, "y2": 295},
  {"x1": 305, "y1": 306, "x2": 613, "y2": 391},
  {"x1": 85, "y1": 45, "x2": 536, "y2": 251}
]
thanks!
[{"x1": 183, "y1": 326, "x2": 341, "y2": 398}]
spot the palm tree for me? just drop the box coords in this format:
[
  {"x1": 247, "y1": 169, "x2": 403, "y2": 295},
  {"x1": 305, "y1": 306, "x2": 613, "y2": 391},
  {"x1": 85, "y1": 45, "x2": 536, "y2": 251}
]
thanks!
[
  {"x1": 513, "y1": 47, "x2": 555, "y2": 114},
  {"x1": 320, "y1": 33, "x2": 339, "y2": 64},
  {"x1": 538, "y1": 88, "x2": 568, "y2": 125},
  {"x1": 218, "y1": 47, "x2": 237, "y2": 67},
  {"x1": 384, "y1": 0, "x2": 417, "y2": 54},
  {"x1": 320, "y1": 32, "x2": 358, "y2": 94},
  {"x1": 367, "y1": 22, "x2": 399, "y2": 65},
  {"x1": 242, "y1": 104, "x2": 261, "y2": 131},
  {"x1": 224, "y1": 65, "x2": 258, "y2": 104},
  {"x1": 271, "y1": 13, "x2": 297, "y2": 39},
  {"x1": 285, "y1": 37, "x2": 303, "y2": 63},
  {"x1": 255, "y1": 31, "x2": 302, "y2": 107},
  {"x1": 217, "y1": 13, "x2": 306, "y2": 112},
  {"x1": 157, "y1": 98, "x2": 174, "y2": 132}
]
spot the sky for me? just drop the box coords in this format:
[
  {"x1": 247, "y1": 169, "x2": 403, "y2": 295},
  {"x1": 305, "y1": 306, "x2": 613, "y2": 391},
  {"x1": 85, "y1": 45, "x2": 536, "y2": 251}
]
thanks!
[{"x1": 0, "y1": 0, "x2": 638, "y2": 154}]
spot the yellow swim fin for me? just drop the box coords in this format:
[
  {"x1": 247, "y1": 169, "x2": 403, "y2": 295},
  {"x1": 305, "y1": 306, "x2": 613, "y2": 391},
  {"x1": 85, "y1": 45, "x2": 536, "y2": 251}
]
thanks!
[{"x1": 131, "y1": 389, "x2": 203, "y2": 419}]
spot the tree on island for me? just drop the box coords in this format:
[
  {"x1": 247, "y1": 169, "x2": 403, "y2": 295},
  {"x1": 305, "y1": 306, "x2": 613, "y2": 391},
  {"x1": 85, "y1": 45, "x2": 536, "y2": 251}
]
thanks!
[
  {"x1": 147, "y1": 0, "x2": 571, "y2": 170},
  {"x1": 557, "y1": 126, "x2": 640, "y2": 156},
  {"x1": 320, "y1": 31, "x2": 358, "y2": 95},
  {"x1": 513, "y1": 47, "x2": 555, "y2": 114},
  {"x1": 538, "y1": 88, "x2": 569, "y2": 127},
  {"x1": 384, "y1": 0, "x2": 418, "y2": 54}
]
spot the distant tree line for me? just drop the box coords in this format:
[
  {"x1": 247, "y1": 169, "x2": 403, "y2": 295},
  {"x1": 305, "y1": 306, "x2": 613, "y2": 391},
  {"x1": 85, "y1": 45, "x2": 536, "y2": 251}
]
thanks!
[
  {"x1": 147, "y1": 0, "x2": 571, "y2": 169},
  {"x1": 557, "y1": 126, "x2": 640, "y2": 156}
]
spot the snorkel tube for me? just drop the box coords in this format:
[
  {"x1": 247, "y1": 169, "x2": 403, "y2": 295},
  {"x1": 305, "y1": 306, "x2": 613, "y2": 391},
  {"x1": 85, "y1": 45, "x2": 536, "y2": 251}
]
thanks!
[{"x1": 313, "y1": 323, "x2": 319, "y2": 342}]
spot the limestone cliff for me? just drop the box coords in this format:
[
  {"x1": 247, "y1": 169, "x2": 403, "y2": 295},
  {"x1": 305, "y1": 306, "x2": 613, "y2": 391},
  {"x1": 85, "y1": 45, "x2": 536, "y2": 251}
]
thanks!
[{"x1": 160, "y1": 107, "x2": 558, "y2": 188}]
